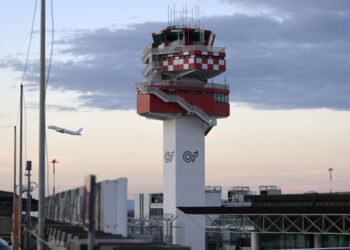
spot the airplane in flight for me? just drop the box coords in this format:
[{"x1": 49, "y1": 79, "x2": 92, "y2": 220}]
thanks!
[{"x1": 48, "y1": 125, "x2": 83, "y2": 136}]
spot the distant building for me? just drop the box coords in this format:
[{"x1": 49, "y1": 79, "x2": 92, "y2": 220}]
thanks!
[
  {"x1": 134, "y1": 193, "x2": 163, "y2": 219},
  {"x1": 228, "y1": 186, "x2": 252, "y2": 203},
  {"x1": 134, "y1": 186, "x2": 223, "y2": 220},
  {"x1": 258, "y1": 185, "x2": 282, "y2": 195}
]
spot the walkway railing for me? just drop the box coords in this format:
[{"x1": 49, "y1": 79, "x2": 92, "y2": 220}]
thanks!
[
  {"x1": 142, "y1": 42, "x2": 225, "y2": 63},
  {"x1": 143, "y1": 79, "x2": 229, "y2": 90}
]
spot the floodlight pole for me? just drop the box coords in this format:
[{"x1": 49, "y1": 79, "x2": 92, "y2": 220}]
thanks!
[
  {"x1": 38, "y1": 0, "x2": 46, "y2": 249},
  {"x1": 25, "y1": 161, "x2": 32, "y2": 249},
  {"x1": 19, "y1": 84, "x2": 23, "y2": 249}
]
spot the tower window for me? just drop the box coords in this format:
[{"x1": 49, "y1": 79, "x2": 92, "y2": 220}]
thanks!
[{"x1": 214, "y1": 93, "x2": 229, "y2": 103}]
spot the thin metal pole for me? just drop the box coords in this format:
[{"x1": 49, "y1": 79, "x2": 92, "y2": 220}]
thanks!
[
  {"x1": 25, "y1": 164, "x2": 31, "y2": 249},
  {"x1": 38, "y1": 0, "x2": 46, "y2": 249},
  {"x1": 19, "y1": 84, "x2": 23, "y2": 249},
  {"x1": 53, "y1": 162, "x2": 55, "y2": 194},
  {"x1": 12, "y1": 126, "x2": 16, "y2": 218},
  {"x1": 12, "y1": 126, "x2": 17, "y2": 249}
]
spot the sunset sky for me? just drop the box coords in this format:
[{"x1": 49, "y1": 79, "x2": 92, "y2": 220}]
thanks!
[{"x1": 0, "y1": 0, "x2": 349, "y2": 199}]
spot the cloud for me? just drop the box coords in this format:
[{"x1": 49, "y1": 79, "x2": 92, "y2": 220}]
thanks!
[
  {"x1": 47, "y1": 104, "x2": 78, "y2": 112},
  {"x1": 1, "y1": 2, "x2": 350, "y2": 110}
]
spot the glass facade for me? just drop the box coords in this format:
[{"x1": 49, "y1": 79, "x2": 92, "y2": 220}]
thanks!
[
  {"x1": 149, "y1": 207, "x2": 163, "y2": 216},
  {"x1": 206, "y1": 231, "x2": 250, "y2": 250},
  {"x1": 322, "y1": 235, "x2": 350, "y2": 248},
  {"x1": 260, "y1": 234, "x2": 313, "y2": 250}
]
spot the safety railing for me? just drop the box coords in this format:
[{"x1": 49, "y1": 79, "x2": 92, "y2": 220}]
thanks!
[
  {"x1": 23, "y1": 227, "x2": 60, "y2": 250},
  {"x1": 142, "y1": 42, "x2": 225, "y2": 63},
  {"x1": 141, "y1": 61, "x2": 163, "y2": 77},
  {"x1": 143, "y1": 79, "x2": 229, "y2": 90}
]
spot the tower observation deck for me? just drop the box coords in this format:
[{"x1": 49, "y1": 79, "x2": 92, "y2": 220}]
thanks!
[
  {"x1": 136, "y1": 25, "x2": 230, "y2": 250},
  {"x1": 137, "y1": 25, "x2": 230, "y2": 133}
]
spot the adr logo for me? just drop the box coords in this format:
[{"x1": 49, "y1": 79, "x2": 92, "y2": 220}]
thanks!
[{"x1": 183, "y1": 151, "x2": 199, "y2": 163}]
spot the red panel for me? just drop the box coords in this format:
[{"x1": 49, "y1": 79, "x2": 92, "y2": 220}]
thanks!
[
  {"x1": 137, "y1": 93, "x2": 230, "y2": 117},
  {"x1": 137, "y1": 94, "x2": 184, "y2": 114}
]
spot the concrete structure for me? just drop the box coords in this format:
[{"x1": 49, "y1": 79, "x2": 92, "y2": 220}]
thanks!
[
  {"x1": 136, "y1": 23, "x2": 229, "y2": 250},
  {"x1": 45, "y1": 178, "x2": 128, "y2": 237}
]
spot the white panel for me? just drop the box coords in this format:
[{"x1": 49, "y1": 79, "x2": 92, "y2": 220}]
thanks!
[
  {"x1": 208, "y1": 59, "x2": 213, "y2": 64},
  {"x1": 205, "y1": 192, "x2": 222, "y2": 206},
  {"x1": 219, "y1": 60, "x2": 225, "y2": 65},
  {"x1": 116, "y1": 178, "x2": 128, "y2": 237},
  {"x1": 202, "y1": 51, "x2": 208, "y2": 55},
  {"x1": 196, "y1": 58, "x2": 202, "y2": 63},
  {"x1": 189, "y1": 58, "x2": 194, "y2": 64},
  {"x1": 99, "y1": 178, "x2": 128, "y2": 236},
  {"x1": 202, "y1": 64, "x2": 208, "y2": 70},
  {"x1": 169, "y1": 65, "x2": 173, "y2": 71},
  {"x1": 178, "y1": 59, "x2": 184, "y2": 65},
  {"x1": 163, "y1": 60, "x2": 168, "y2": 66},
  {"x1": 144, "y1": 193, "x2": 150, "y2": 218},
  {"x1": 134, "y1": 194, "x2": 140, "y2": 219},
  {"x1": 214, "y1": 65, "x2": 219, "y2": 70},
  {"x1": 184, "y1": 64, "x2": 189, "y2": 70}
]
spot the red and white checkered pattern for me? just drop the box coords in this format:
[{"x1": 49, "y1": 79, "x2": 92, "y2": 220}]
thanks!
[{"x1": 163, "y1": 56, "x2": 225, "y2": 72}]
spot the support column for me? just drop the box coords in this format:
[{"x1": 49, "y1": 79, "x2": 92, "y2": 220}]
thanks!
[
  {"x1": 251, "y1": 232, "x2": 260, "y2": 250},
  {"x1": 314, "y1": 234, "x2": 322, "y2": 248},
  {"x1": 163, "y1": 116, "x2": 205, "y2": 250}
]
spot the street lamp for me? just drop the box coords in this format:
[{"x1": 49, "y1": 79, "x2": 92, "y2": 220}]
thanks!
[{"x1": 50, "y1": 159, "x2": 59, "y2": 195}]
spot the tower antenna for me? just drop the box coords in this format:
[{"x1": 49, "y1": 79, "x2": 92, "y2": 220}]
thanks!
[{"x1": 191, "y1": 7, "x2": 193, "y2": 27}]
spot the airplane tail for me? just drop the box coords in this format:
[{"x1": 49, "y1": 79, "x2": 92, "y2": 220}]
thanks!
[{"x1": 76, "y1": 128, "x2": 83, "y2": 134}]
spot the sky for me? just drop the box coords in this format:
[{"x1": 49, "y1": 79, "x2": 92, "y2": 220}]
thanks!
[{"x1": 0, "y1": 0, "x2": 349, "y2": 199}]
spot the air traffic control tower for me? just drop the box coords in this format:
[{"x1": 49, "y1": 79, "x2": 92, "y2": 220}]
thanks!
[{"x1": 136, "y1": 23, "x2": 230, "y2": 249}]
